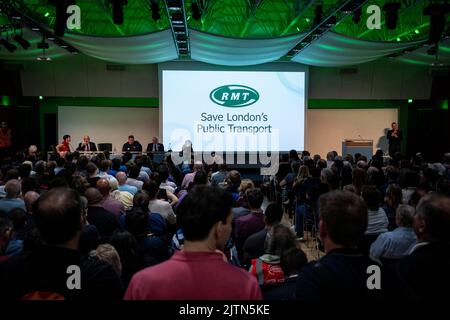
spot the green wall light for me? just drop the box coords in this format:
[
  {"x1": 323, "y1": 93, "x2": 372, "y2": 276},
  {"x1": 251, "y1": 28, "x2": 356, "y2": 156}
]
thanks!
[{"x1": 408, "y1": 98, "x2": 413, "y2": 103}]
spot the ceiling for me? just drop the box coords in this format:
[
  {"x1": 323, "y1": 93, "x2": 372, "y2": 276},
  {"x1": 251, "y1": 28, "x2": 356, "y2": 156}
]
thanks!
[{"x1": 0, "y1": 0, "x2": 449, "y2": 66}]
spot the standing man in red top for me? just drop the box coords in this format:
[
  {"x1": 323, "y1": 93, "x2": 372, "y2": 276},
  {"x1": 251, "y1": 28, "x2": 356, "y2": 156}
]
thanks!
[{"x1": 125, "y1": 185, "x2": 262, "y2": 300}]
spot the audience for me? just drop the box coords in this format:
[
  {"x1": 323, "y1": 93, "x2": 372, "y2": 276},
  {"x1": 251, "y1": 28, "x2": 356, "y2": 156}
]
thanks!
[{"x1": 0, "y1": 144, "x2": 449, "y2": 301}]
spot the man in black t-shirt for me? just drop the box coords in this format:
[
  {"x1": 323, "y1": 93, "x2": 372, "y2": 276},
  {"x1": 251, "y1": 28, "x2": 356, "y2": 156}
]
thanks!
[
  {"x1": 122, "y1": 135, "x2": 142, "y2": 152},
  {"x1": 387, "y1": 122, "x2": 402, "y2": 157}
]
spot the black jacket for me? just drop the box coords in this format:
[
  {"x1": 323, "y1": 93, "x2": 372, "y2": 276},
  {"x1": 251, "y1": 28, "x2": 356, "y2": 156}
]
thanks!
[
  {"x1": 146, "y1": 143, "x2": 164, "y2": 152},
  {"x1": 76, "y1": 142, "x2": 97, "y2": 152}
]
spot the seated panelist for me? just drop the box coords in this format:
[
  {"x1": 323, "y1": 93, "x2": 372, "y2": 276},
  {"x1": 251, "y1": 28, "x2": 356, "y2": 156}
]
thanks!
[
  {"x1": 76, "y1": 135, "x2": 97, "y2": 152},
  {"x1": 122, "y1": 135, "x2": 142, "y2": 152},
  {"x1": 146, "y1": 137, "x2": 165, "y2": 152}
]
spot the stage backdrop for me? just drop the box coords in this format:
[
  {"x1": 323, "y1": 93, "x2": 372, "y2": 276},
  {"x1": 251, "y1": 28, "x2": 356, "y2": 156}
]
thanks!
[
  {"x1": 58, "y1": 106, "x2": 158, "y2": 152},
  {"x1": 306, "y1": 108, "x2": 398, "y2": 158}
]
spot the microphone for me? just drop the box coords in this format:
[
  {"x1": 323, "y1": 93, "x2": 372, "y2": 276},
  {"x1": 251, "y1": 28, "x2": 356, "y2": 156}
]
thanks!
[{"x1": 358, "y1": 134, "x2": 363, "y2": 140}]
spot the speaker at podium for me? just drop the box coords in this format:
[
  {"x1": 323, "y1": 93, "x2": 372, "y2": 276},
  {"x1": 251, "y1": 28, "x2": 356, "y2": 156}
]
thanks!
[{"x1": 342, "y1": 138, "x2": 373, "y2": 159}]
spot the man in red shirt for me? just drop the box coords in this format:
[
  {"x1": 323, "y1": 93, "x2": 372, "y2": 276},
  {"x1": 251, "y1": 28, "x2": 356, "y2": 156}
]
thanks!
[{"x1": 124, "y1": 185, "x2": 262, "y2": 300}]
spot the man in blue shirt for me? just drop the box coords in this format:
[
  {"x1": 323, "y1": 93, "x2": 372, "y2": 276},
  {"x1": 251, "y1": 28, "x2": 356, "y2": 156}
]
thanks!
[
  {"x1": 370, "y1": 204, "x2": 416, "y2": 261},
  {"x1": 116, "y1": 172, "x2": 138, "y2": 195},
  {"x1": 0, "y1": 180, "x2": 26, "y2": 214}
]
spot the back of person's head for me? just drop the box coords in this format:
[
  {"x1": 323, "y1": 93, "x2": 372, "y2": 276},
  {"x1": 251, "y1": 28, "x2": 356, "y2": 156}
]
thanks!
[
  {"x1": 264, "y1": 203, "x2": 283, "y2": 226},
  {"x1": 90, "y1": 243, "x2": 122, "y2": 276},
  {"x1": 401, "y1": 169, "x2": 420, "y2": 189},
  {"x1": 157, "y1": 165, "x2": 170, "y2": 182},
  {"x1": 116, "y1": 171, "x2": 127, "y2": 184},
  {"x1": 238, "y1": 179, "x2": 254, "y2": 193},
  {"x1": 133, "y1": 191, "x2": 150, "y2": 211},
  {"x1": 385, "y1": 165, "x2": 399, "y2": 182},
  {"x1": 245, "y1": 188, "x2": 264, "y2": 209},
  {"x1": 280, "y1": 247, "x2": 307, "y2": 277},
  {"x1": 142, "y1": 180, "x2": 159, "y2": 199},
  {"x1": 111, "y1": 158, "x2": 121, "y2": 171},
  {"x1": 126, "y1": 209, "x2": 148, "y2": 237},
  {"x1": 34, "y1": 160, "x2": 46, "y2": 174},
  {"x1": 228, "y1": 170, "x2": 241, "y2": 185},
  {"x1": 56, "y1": 157, "x2": 66, "y2": 168},
  {"x1": 177, "y1": 185, "x2": 232, "y2": 243},
  {"x1": 396, "y1": 204, "x2": 415, "y2": 228},
  {"x1": 85, "y1": 162, "x2": 98, "y2": 175},
  {"x1": 268, "y1": 224, "x2": 297, "y2": 256},
  {"x1": 444, "y1": 152, "x2": 450, "y2": 164},
  {"x1": 84, "y1": 187, "x2": 103, "y2": 206},
  {"x1": 98, "y1": 160, "x2": 111, "y2": 172},
  {"x1": 218, "y1": 163, "x2": 227, "y2": 171},
  {"x1": 408, "y1": 189, "x2": 427, "y2": 208},
  {"x1": 24, "y1": 191, "x2": 40, "y2": 213},
  {"x1": 96, "y1": 178, "x2": 111, "y2": 196},
  {"x1": 193, "y1": 162, "x2": 204, "y2": 172},
  {"x1": 385, "y1": 183, "x2": 402, "y2": 207},
  {"x1": 361, "y1": 185, "x2": 381, "y2": 211},
  {"x1": 0, "y1": 216, "x2": 12, "y2": 254},
  {"x1": 289, "y1": 149, "x2": 299, "y2": 160},
  {"x1": 20, "y1": 177, "x2": 36, "y2": 195},
  {"x1": 34, "y1": 188, "x2": 83, "y2": 245},
  {"x1": 5, "y1": 179, "x2": 21, "y2": 198},
  {"x1": 326, "y1": 151, "x2": 335, "y2": 161},
  {"x1": 319, "y1": 191, "x2": 368, "y2": 248},
  {"x1": 128, "y1": 165, "x2": 140, "y2": 179},
  {"x1": 414, "y1": 194, "x2": 450, "y2": 242},
  {"x1": 192, "y1": 170, "x2": 208, "y2": 186},
  {"x1": 291, "y1": 161, "x2": 301, "y2": 174},
  {"x1": 18, "y1": 163, "x2": 32, "y2": 179},
  {"x1": 9, "y1": 208, "x2": 27, "y2": 231}
]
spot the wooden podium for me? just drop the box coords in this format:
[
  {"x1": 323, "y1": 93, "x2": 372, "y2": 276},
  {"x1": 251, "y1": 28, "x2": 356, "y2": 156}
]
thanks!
[{"x1": 342, "y1": 139, "x2": 373, "y2": 159}]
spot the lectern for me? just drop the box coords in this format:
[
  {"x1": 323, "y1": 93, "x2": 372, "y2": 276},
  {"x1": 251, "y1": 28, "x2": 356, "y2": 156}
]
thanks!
[{"x1": 342, "y1": 139, "x2": 373, "y2": 159}]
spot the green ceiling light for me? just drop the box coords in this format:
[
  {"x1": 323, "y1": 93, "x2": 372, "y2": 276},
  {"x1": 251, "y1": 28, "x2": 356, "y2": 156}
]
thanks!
[
  {"x1": 39, "y1": 96, "x2": 44, "y2": 100},
  {"x1": 44, "y1": 12, "x2": 50, "y2": 18},
  {"x1": 408, "y1": 98, "x2": 413, "y2": 103},
  {"x1": 305, "y1": 18, "x2": 310, "y2": 23},
  {"x1": 414, "y1": 29, "x2": 420, "y2": 34},
  {"x1": 396, "y1": 37, "x2": 401, "y2": 42},
  {"x1": 440, "y1": 100, "x2": 449, "y2": 110}
]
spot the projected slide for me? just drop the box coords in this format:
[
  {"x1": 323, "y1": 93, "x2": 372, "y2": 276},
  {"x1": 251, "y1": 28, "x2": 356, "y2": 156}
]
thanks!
[{"x1": 162, "y1": 70, "x2": 305, "y2": 152}]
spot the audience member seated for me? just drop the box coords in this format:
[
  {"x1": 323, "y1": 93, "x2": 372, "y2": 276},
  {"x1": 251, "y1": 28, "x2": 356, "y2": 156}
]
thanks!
[
  {"x1": 224, "y1": 170, "x2": 242, "y2": 198},
  {"x1": 181, "y1": 161, "x2": 203, "y2": 190},
  {"x1": 383, "y1": 184, "x2": 403, "y2": 231},
  {"x1": 86, "y1": 162, "x2": 101, "y2": 188},
  {"x1": 370, "y1": 204, "x2": 416, "y2": 263},
  {"x1": 391, "y1": 194, "x2": 450, "y2": 300},
  {"x1": 359, "y1": 185, "x2": 388, "y2": 255},
  {"x1": 116, "y1": 171, "x2": 137, "y2": 195},
  {"x1": 242, "y1": 203, "x2": 283, "y2": 267},
  {"x1": 126, "y1": 207, "x2": 170, "y2": 269},
  {"x1": 235, "y1": 188, "x2": 265, "y2": 262},
  {"x1": 264, "y1": 247, "x2": 307, "y2": 300},
  {"x1": 124, "y1": 185, "x2": 262, "y2": 300},
  {"x1": 89, "y1": 244, "x2": 122, "y2": 277},
  {"x1": 0, "y1": 188, "x2": 123, "y2": 300},
  {"x1": 96, "y1": 178, "x2": 124, "y2": 219},
  {"x1": 84, "y1": 188, "x2": 119, "y2": 242},
  {"x1": 145, "y1": 180, "x2": 176, "y2": 226},
  {"x1": 211, "y1": 163, "x2": 228, "y2": 186},
  {"x1": 249, "y1": 224, "x2": 297, "y2": 286},
  {"x1": 296, "y1": 191, "x2": 381, "y2": 301},
  {"x1": 126, "y1": 166, "x2": 143, "y2": 191},
  {"x1": 0, "y1": 180, "x2": 26, "y2": 214}
]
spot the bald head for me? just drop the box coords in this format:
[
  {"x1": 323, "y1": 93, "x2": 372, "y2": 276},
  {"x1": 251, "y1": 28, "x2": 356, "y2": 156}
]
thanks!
[
  {"x1": 5, "y1": 179, "x2": 21, "y2": 199},
  {"x1": 116, "y1": 172, "x2": 127, "y2": 185},
  {"x1": 24, "y1": 191, "x2": 40, "y2": 213},
  {"x1": 96, "y1": 178, "x2": 111, "y2": 197}
]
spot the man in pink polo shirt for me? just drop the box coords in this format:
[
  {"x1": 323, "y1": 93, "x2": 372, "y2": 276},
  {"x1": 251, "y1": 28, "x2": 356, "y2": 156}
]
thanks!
[{"x1": 124, "y1": 185, "x2": 262, "y2": 300}]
